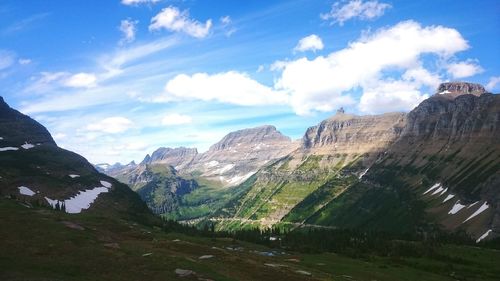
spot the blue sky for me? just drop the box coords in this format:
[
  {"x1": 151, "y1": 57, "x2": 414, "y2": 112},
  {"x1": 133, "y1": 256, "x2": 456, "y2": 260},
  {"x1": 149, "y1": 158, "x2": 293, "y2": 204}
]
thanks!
[{"x1": 0, "y1": 0, "x2": 498, "y2": 164}]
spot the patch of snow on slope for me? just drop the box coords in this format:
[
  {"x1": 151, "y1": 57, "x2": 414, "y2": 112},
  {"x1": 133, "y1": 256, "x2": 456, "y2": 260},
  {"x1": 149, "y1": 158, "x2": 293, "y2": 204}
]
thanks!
[
  {"x1": 463, "y1": 202, "x2": 489, "y2": 223},
  {"x1": 0, "y1": 137, "x2": 3, "y2": 140},
  {"x1": 21, "y1": 142, "x2": 35, "y2": 149},
  {"x1": 228, "y1": 172, "x2": 255, "y2": 185},
  {"x1": 438, "y1": 90, "x2": 451, "y2": 95},
  {"x1": 476, "y1": 229, "x2": 492, "y2": 243},
  {"x1": 467, "y1": 201, "x2": 479, "y2": 208},
  {"x1": 205, "y1": 160, "x2": 219, "y2": 168},
  {"x1": 0, "y1": 147, "x2": 19, "y2": 151},
  {"x1": 217, "y1": 164, "x2": 235, "y2": 174},
  {"x1": 431, "y1": 186, "x2": 445, "y2": 196},
  {"x1": 443, "y1": 194, "x2": 455, "y2": 203},
  {"x1": 64, "y1": 187, "x2": 109, "y2": 214},
  {"x1": 448, "y1": 200, "x2": 466, "y2": 214},
  {"x1": 439, "y1": 188, "x2": 448, "y2": 196},
  {"x1": 45, "y1": 197, "x2": 62, "y2": 208},
  {"x1": 100, "y1": 180, "x2": 112, "y2": 188},
  {"x1": 423, "y1": 183, "x2": 441, "y2": 195},
  {"x1": 69, "y1": 174, "x2": 80, "y2": 178},
  {"x1": 359, "y1": 168, "x2": 369, "y2": 179},
  {"x1": 18, "y1": 186, "x2": 36, "y2": 196}
]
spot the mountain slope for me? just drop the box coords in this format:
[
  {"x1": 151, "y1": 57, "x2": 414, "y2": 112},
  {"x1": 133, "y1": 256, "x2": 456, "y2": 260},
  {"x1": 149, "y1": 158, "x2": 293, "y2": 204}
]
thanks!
[
  {"x1": 215, "y1": 82, "x2": 500, "y2": 241},
  {"x1": 0, "y1": 96, "x2": 151, "y2": 221}
]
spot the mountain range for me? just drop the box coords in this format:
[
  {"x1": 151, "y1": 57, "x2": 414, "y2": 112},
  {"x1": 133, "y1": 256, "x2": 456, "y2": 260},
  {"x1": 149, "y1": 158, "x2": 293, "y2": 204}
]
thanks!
[{"x1": 99, "y1": 82, "x2": 499, "y2": 242}]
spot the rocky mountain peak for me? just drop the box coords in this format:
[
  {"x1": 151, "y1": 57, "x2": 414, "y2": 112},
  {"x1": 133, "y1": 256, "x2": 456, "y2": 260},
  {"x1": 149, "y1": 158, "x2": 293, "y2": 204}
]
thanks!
[
  {"x1": 436, "y1": 82, "x2": 486, "y2": 99},
  {"x1": 209, "y1": 125, "x2": 291, "y2": 152},
  {"x1": 141, "y1": 147, "x2": 198, "y2": 169}
]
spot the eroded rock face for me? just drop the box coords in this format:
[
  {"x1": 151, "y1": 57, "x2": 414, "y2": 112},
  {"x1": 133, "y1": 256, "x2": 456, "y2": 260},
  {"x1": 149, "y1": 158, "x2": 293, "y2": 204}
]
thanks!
[
  {"x1": 436, "y1": 82, "x2": 486, "y2": 98},
  {"x1": 142, "y1": 147, "x2": 198, "y2": 170},
  {"x1": 185, "y1": 125, "x2": 298, "y2": 186}
]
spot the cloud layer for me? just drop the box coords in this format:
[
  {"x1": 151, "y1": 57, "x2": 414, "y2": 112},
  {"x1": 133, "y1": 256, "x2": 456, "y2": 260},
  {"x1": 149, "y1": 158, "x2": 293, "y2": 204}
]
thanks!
[
  {"x1": 321, "y1": 0, "x2": 391, "y2": 25},
  {"x1": 149, "y1": 6, "x2": 212, "y2": 38}
]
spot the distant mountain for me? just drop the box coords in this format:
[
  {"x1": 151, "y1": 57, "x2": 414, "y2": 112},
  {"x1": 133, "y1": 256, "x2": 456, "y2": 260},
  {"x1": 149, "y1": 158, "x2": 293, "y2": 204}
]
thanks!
[
  {"x1": 103, "y1": 125, "x2": 297, "y2": 220},
  {"x1": 0, "y1": 97, "x2": 150, "y2": 220}
]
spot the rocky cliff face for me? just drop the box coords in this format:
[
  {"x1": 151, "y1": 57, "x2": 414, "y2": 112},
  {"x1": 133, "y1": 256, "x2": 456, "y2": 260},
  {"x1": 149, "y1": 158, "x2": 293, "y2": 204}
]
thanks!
[
  {"x1": 184, "y1": 125, "x2": 298, "y2": 186},
  {"x1": 141, "y1": 147, "x2": 198, "y2": 170},
  {"x1": 436, "y1": 82, "x2": 486, "y2": 98}
]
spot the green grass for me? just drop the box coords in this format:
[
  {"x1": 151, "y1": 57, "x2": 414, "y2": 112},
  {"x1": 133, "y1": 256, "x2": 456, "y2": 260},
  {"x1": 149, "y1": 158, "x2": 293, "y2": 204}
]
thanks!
[{"x1": 2, "y1": 197, "x2": 499, "y2": 281}]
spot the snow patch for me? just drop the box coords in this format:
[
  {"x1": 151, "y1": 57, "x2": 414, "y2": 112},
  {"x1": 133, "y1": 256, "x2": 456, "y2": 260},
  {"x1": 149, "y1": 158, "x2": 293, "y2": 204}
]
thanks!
[
  {"x1": 448, "y1": 200, "x2": 466, "y2": 214},
  {"x1": 227, "y1": 172, "x2": 255, "y2": 185},
  {"x1": 0, "y1": 147, "x2": 19, "y2": 151},
  {"x1": 18, "y1": 186, "x2": 36, "y2": 196},
  {"x1": 217, "y1": 164, "x2": 235, "y2": 174},
  {"x1": 431, "y1": 186, "x2": 445, "y2": 196},
  {"x1": 467, "y1": 201, "x2": 479, "y2": 208},
  {"x1": 443, "y1": 194, "x2": 455, "y2": 203},
  {"x1": 64, "y1": 187, "x2": 110, "y2": 213},
  {"x1": 359, "y1": 168, "x2": 369, "y2": 179},
  {"x1": 100, "y1": 180, "x2": 112, "y2": 188},
  {"x1": 423, "y1": 183, "x2": 441, "y2": 195},
  {"x1": 21, "y1": 142, "x2": 35, "y2": 149},
  {"x1": 463, "y1": 202, "x2": 489, "y2": 223},
  {"x1": 69, "y1": 174, "x2": 80, "y2": 178},
  {"x1": 476, "y1": 229, "x2": 492, "y2": 243},
  {"x1": 0, "y1": 137, "x2": 3, "y2": 140},
  {"x1": 205, "y1": 160, "x2": 219, "y2": 168},
  {"x1": 438, "y1": 90, "x2": 451, "y2": 95}
]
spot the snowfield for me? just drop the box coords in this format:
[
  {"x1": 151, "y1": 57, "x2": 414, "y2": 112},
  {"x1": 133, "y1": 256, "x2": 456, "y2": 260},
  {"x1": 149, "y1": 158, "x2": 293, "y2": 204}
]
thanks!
[
  {"x1": 69, "y1": 174, "x2": 80, "y2": 178},
  {"x1": 423, "y1": 183, "x2": 441, "y2": 195},
  {"x1": 18, "y1": 186, "x2": 36, "y2": 196},
  {"x1": 463, "y1": 202, "x2": 489, "y2": 223},
  {"x1": 21, "y1": 142, "x2": 35, "y2": 149},
  {"x1": 0, "y1": 147, "x2": 19, "y2": 151},
  {"x1": 476, "y1": 229, "x2": 492, "y2": 243},
  {"x1": 448, "y1": 200, "x2": 466, "y2": 214},
  {"x1": 100, "y1": 180, "x2": 112, "y2": 188},
  {"x1": 64, "y1": 187, "x2": 110, "y2": 214}
]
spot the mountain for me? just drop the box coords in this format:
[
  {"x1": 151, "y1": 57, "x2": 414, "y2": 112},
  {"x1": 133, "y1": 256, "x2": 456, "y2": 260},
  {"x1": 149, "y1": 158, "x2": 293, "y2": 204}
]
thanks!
[
  {"x1": 215, "y1": 82, "x2": 499, "y2": 241},
  {"x1": 0, "y1": 96, "x2": 150, "y2": 220},
  {"x1": 103, "y1": 125, "x2": 297, "y2": 220}
]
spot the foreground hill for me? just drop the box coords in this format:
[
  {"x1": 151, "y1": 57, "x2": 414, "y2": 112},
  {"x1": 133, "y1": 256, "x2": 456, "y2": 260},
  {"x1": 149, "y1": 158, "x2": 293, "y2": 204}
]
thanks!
[{"x1": 0, "y1": 96, "x2": 150, "y2": 221}]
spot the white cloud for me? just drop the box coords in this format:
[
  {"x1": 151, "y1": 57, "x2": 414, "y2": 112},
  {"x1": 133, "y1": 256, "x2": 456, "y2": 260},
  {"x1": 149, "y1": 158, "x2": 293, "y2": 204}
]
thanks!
[
  {"x1": 155, "y1": 71, "x2": 289, "y2": 106},
  {"x1": 121, "y1": 0, "x2": 160, "y2": 5},
  {"x1": 161, "y1": 113, "x2": 192, "y2": 126},
  {"x1": 0, "y1": 50, "x2": 15, "y2": 70},
  {"x1": 486, "y1": 76, "x2": 500, "y2": 91},
  {"x1": 275, "y1": 20, "x2": 469, "y2": 115},
  {"x1": 86, "y1": 117, "x2": 133, "y2": 134},
  {"x1": 149, "y1": 6, "x2": 212, "y2": 38},
  {"x1": 294, "y1": 34, "x2": 324, "y2": 53},
  {"x1": 446, "y1": 60, "x2": 483, "y2": 78},
  {"x1": 63, "y1": 72, "x2": 97, "y2": 88},
  {"x1": 256, "y1": 65, "x2": 265, "y2": 73},
  {"x1": 119, "y1": 19, "x2": 138, "y2": 45},
  {"x1": 220, "y1": 15, "x2": 231, "y2": 25},
  {"x1": 18, "y1": 58, "x2": 31, "y2": 65},
  {"x1": 359, "y1": 80, "x2": 430, "y2": 114},
  {"x1": 321, "y1": 0, "x2": 391, "y2": 25}
]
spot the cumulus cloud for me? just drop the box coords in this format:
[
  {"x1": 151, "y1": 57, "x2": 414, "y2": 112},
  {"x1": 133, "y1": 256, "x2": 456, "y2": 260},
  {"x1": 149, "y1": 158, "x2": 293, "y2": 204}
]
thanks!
[
  {"x1": 275, "y1": 20, "x2": 469, "y2": 115},
  {"x1": 155, "y1": 71, "x2": 289, "y2": 106},
  {"x1": 121, "y1": 0, "x2": 160, "y2": 5},
  {"x1": 294, "y1": 34, "x2": 324, "y2": 53},
  {"x1": 321, "y1": 0, "x2": 391, "y2": 25},
  {"x1": 486, "y1": 76, "x2": 500, "y2": 91},
  {"x1": 86, "y1": 117, "x2": 133, "y2": 134},
  {"x1": 446, "y1": 60, "x2": 483, "y2": 78},
  {"x1": 359, "y1": 80, "x2": 430, "y2": 114},
  {"x1": 161, "y1": 113, "x2": 192, "y2": 126},
  {"x1": 63, "y1": 72, "x2": 97, "y2": 88},
  {"x1": 149, "y1": 6, "x2": 212, "y2": 38},
  {"x1": 119, "y1": 19, "x2": 138, "y2": 45}
]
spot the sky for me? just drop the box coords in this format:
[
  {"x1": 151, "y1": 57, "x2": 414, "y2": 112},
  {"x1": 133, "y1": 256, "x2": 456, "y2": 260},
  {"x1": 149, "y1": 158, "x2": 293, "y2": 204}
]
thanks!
[{"x1": 0, "y1": 0, "x2": 499, "y2": 164}]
